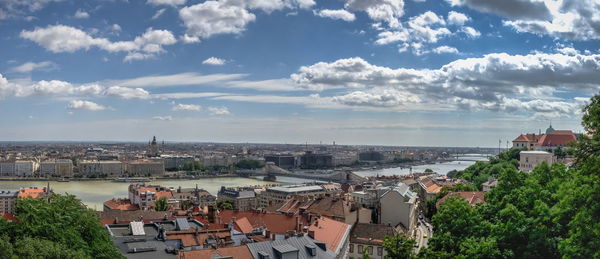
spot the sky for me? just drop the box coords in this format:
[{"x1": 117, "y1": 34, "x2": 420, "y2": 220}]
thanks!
[{"x1": 0, "y1": 0, "x2": 598, "y2": 147}]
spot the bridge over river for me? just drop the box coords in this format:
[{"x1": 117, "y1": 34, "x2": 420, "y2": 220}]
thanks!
[{"x1": 237, "y1": 163, "x2": 365, "y2": 183}]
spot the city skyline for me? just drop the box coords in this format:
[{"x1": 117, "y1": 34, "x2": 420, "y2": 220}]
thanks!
[{"x1": 1, "y1": 0, "x2": 597, "y2": 147}]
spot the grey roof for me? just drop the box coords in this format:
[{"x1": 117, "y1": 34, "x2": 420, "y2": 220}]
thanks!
[
  {"x1": 268, "y1": 185, "x2": 323, "y2": 194},
  {"x1": 237, "y1": 190, "x2": 256, "y2": 199},
  {"x1": 381, "y1": 182, "x2": 416, "y2": 200},
  {"x1": 0, "y1": 191, "x2": 18, "y2": 198},
  {"x1": 175, "y1": 218, "x2": 190, "y2": 231},
  {"x1": 247, "y1": 236, "x2": 336, "y2": 259}
]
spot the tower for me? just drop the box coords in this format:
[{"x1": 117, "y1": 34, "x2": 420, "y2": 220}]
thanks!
[{"x1": 148, "y1": 136, "x2": 159, "y2": 157}]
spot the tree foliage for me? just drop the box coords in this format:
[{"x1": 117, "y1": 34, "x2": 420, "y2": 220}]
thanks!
[
  {"x1": 382, "y1": 235, "x2": 416, "y2": 259},
  {"x1": 0, "y1": 194, "x2": 123, "y2": 259},
  {"x1": 235, "y1": 159, "x2": 263, "y2": 169},
  {"x1": 422, "y1": 93, "x2": 600, "y2": 258},
  {"x1": 155, "y1": 197, "x2": 169, "y2": 211}
]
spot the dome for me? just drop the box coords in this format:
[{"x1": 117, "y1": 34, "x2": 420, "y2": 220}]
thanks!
[{"x1": 545, "y1": 124, "x2": 555, "y2": 134}]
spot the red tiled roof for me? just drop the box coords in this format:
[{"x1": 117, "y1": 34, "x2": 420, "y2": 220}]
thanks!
[
  {"x1": 436, "y1": 191, "x2": 485, "y2": 208},
  {"x1": 179, "y1": 246, "x2": 252, "y2": 259},
  {"x1": 513, "y1": 133, "x2": 540, "y2": 142},
  {"x1": 155, "y1": 191, "x2": 173, "y2": 199},
  {"x1": 235, "y1": 217, "x2": 254, "y2": 234},
  {"x1": 218, "y1": 210, "x2": 307, "y2": 235},
  {"x1": 18, "y1": 188, "x2": 46, "y2": 198},
  {"x1": 537, "y1": 133, "x2": 577, "y2": 147},
  {"x1": 103, "y1": 199, "x2": 139, "y2": 211},
  {"x1": 308, "y1": 217, "x2": 351, "y2": 252}
]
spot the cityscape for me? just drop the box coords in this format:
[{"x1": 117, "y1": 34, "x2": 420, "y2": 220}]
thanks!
[{"x1": 1, "y1": 0, "x2": 599, "y2": 259}]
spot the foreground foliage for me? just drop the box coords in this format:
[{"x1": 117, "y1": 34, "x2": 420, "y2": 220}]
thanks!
[
  {"x1": 0, "y1": 194, "x2": 123, "y2": 259},
  {"x1": 421, "y1": 94, "x2": 600, "y2": 258}
]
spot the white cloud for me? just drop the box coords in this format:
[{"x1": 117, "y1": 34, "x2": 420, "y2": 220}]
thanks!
[
  {"x1": 111, "y1": 24, "x2": 121, "y2": 31},
  {"x1": 153, "y1": 92, "x2": 229, "y2": 99},
  {"x1": 208, "y1": 106, "x2": 231, "y2": 115},
  {"x1": 180, "y1": 34, "x2": 200, "y2": 44},
  {"x1": 432, "y1": 45, "x2": 459, "y2": 54},
  {"x1": 147, "y1": 0, "x2": 186, "y2": 6},
  {"x1": 345, "y1": 0, "x2": 405, "y2": 28},
  {"x1": 74, "y1": 9, "x2": 89, "y2": 19},
  {"x1": 103, "y1": 86, "x2": 150, "y2": 99},
  {"x1": 461, "y1": 26, "x2": 481, "y2": 38},
  {"x1": 225, "y1": 78, "x2": 301, "y2": 91},
  {"x1": 114, "y1": 72, "x2": 246, "y2": 88},
  {"x1": 290, "y1": 53, "x2": 600, "y2": 116},
  {"x1": 179, "y1": 1, "x2": 256, "y2": 39},
  {"x1": 67, "y1": 100, "x2": 107, "y2": 111},
  {"x1": 9, "y1": 61, "x2": 58, "y2": 73},
  {"x1": 202, "y1": 57, "x2": 226, "y2": 66},
  {"x1": 152, "y1": 116, "x2": 173, "y2": 121},
  {"x1": 556, "y1": 46, "x2": 579, "y2": 56},
  {"x1": 447, "y1": 11, "x2": 469, "y2": 26},
  {"x1": 315, "y1": 9, "x2": 356, "y2": 22},
  {"x1": 152, "y1": 8, "x2": 166, "y2": 19},
  {"x1": 20, "y1": 25, "x2": 177, "y2": 61},
  {"x1": 172, "y1": 103, "x2": 201, "y2": 111},
  {"x1": 451, "y1": 0, "x2": 600, "y2": 40}
]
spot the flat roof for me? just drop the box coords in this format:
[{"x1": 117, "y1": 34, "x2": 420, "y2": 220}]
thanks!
[{"x1": 521, "y1": 151, "x2": 552, "y2": 154}]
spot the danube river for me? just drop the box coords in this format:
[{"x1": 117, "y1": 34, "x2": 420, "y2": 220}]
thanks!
[{"x1": 0, "y1": 155, "x2": 490, "y2": 210}]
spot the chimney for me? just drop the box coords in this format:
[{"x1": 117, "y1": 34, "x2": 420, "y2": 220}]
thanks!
[
  {"x1": 265, "y1": 229, "x2": 271, "y2": 239},
  {"x1": 308, "y1": 229, "x2": 315, "y2": 239}
]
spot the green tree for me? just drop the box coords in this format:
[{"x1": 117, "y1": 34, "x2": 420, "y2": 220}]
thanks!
[
  {"x1": 236, "y1": 159, "x2": 263, "y2": 169},
  {"x1": 217, "y1": 200, "x2": 234, "y2": 210},
  {"x1": 155, "y1": 197, "x2": 169, "y2": 211},
  {"x1": 0, "y1": 194, "x2": 123, "y2": 259},
  {"x1": 382, "y1": 235, "x2": 416, "y2": 259}
]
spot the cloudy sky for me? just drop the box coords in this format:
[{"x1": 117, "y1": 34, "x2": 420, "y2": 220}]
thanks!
[{"x1": 0, "y1": 0, "x2": 598, "y2": 147}]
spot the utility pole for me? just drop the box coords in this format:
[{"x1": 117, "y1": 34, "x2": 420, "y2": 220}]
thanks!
[{"x1": 498, "y1": 139, "x2": 501, "y2": 155}]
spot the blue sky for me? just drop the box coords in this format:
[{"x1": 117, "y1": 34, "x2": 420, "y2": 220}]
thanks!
[{"x1": 0, "y1": 0, "x2": 599, "y2": 147}]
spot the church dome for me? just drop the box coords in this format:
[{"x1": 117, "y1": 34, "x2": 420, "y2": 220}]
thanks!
[{"x1": 545, "y1": 124, "x2": 555, "y2": 134}]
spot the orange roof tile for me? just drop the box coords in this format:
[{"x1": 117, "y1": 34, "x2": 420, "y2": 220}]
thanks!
[
  {"x1": 18, "y1": 188, "x2": 46, "y2": 198},
  {"x1": 155, "y1": 191, "x2": 173, "y2": 199},
  {"x1": 308, "y1": 217, "x2": 351, "y2": 252},
  {"x1": 103, "y1": 199, "x2": 139, "y2": 211},
  {"x1": 218, "y1": 210, "x2": 307, "y2": 235},
  {"x1": 436, "y1": 191, "x2": 485, "y2": 208},
  {"x1": 235, "y1": 217, "x2": 254, "y2": 234}
]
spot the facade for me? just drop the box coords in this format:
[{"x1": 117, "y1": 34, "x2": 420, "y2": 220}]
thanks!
[
  {"x1": 15, "y1": 161, "x2": 36, "y2": 177},
  {"x1": 512, "y1": 125, "x2": 577, "y2": 150},
  {"x1": 128, "y1": 184, "x2": 173, "y2": 210},
  {"x1": 0, "y1": 162, "x2": 15, "y2": 176},
  {"x1": 217, "y1": 186, "x2": 256, "y2": 211},
  {"x1": 79, "y1": 161, "x2": 124, "y2": 176},
  {"x1": 260, "y1": 185, "x2": 326, "y2": 208},
  {"x1": 126, "y1": 160, "x2": 164, "y2": 176},
  {"x1": 351, "y1": 190, "x2": 378, "y2": 208},
  {"x1": 0, "y1": 191, "x2": 18, "y2": 214},
  {"x1": 519, "y1": 151, "x2": 556, "y2": 172},
  {"x1": 40, "y1": 159, "x2": 73, "y2": 177},
  {"x1": 358, "y1": 151, "x2": 385, "y2": 162},
  {"x1": 173, "y1": 187, "x2": 217, "y2": 208},
  {"x1": 264, "y1": 154, "x2": 296, "y2": 169},
  {"x1": 299, "y1": 151, "x2": 333, "y2": 168},
  {"x1": 379, "y1": 183, "x2": 418, "y2": 233},
  {"x1": 347, "y1": 223, "x2": 396, "y2": 259},
  {"x1": 162, "y1": 156, "x2": 195, "y2": 170}
]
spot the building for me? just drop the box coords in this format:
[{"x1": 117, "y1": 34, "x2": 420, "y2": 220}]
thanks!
[
  {"x1": 0, "y1": 162, "x2": 15, "y2": 176},
  {"x1": 15, "y1": 161, "x2": 36, "y2": 177},
  {"x1": 436, "y1": 192, "x2": 485, "y2": 209},
  {"x1": 246, "y1": 236, "x2": 336, "y2": 259},
  {"x1": 103, "y1": 199, "x2": 139, "y2": 211},
  {"x1": 128, "y1": 184, "x2": 174, "y2": 210},
  {"x1": 512, "y1": 125, "x2": 577, "y2": 150},
  {"x1": 351, "y1": 190, "x2": 378, "y2": 209},
  {"x1": 264, "y1": 154, "x2": 296, "y2": 169},
  {"x1": 347, "y1": 223, "x2": 397, "y2": 259},
  {"x1": 358, "y1": 150, "x2": 385, "y2": 162},
  {"x1": 217, "y1": 186, "x2": 256, "y2": 211},
  {"x1": 162, "y1": 156, "x2": 195, "y2": 170},
  {"x1": 519, "y1": 151, "x2": 556, "y2": 172},
  {"x1": 260, "y1": 185, "x2": 327, "y2": 208},
  {"x1": 0, "y1": 191, "x2": 18, "y2": 214},
  {"x1": 126, "y1": 160, "x2": 164, "y2": 176},
  {"x1": 79, "y1": 161, "x2": 124, "y2": 177},
  {"x1": 40, "y1": 159, "x2": 73, "y2": 177},
  {"x1": 172, "y1": 186, "x2": 216, "y2": 208},
  {"x1": 482, "y1": 178, "x2": 498, "y2": 192},
  {"x1": 299, "y1": 151, "x2": 333, "y2": 168},
  {"x1": 307, "y1": 216, "x2": 352, "y2": 256},
  {"x1": 147, "y1": 136, "x2": 160, "y2": 157},
  {"x1": 379, "y1": 183, "x2": 418, "y2": 234}
]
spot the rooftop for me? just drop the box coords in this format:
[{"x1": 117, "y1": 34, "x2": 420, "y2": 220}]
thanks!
[
  {"x1": 246, "y1": 235, "x2": 336, "y2": 259},
  {"x1": 308, "y1": 217, "x2": 351, "y2": 254},
  {"x1": 350, "y1": 223, "x2": 396, "y2": 245},
  {"x1": 268, "y1": 185, "x2": 324, "y2": 193}
]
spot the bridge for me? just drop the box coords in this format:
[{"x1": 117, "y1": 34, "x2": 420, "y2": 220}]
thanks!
[
  {"x1": 237, "y1": 163, "x2": 365, "y2": 184},
  {"x1": 450, "y1": 153, "x2": 494, "y2": 162}
]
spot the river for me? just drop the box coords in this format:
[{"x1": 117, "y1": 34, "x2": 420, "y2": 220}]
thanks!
[{"x1": 0, "y1": 155, "x2": 490, "y2": 210}]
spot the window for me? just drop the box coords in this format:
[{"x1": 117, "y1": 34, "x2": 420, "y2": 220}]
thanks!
[
  {"x1": 368, "y1": 246, "x2": 373, "y2": 255},
  {"x1": 349, "y1": 244, "x2": 354, "y2": 253},
  {"x1": 378, "y1": 247, "x2": 383, "y2": 256},
  {"x1": 358, "y1": 245, "x2": 363, "y2": 254}
]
